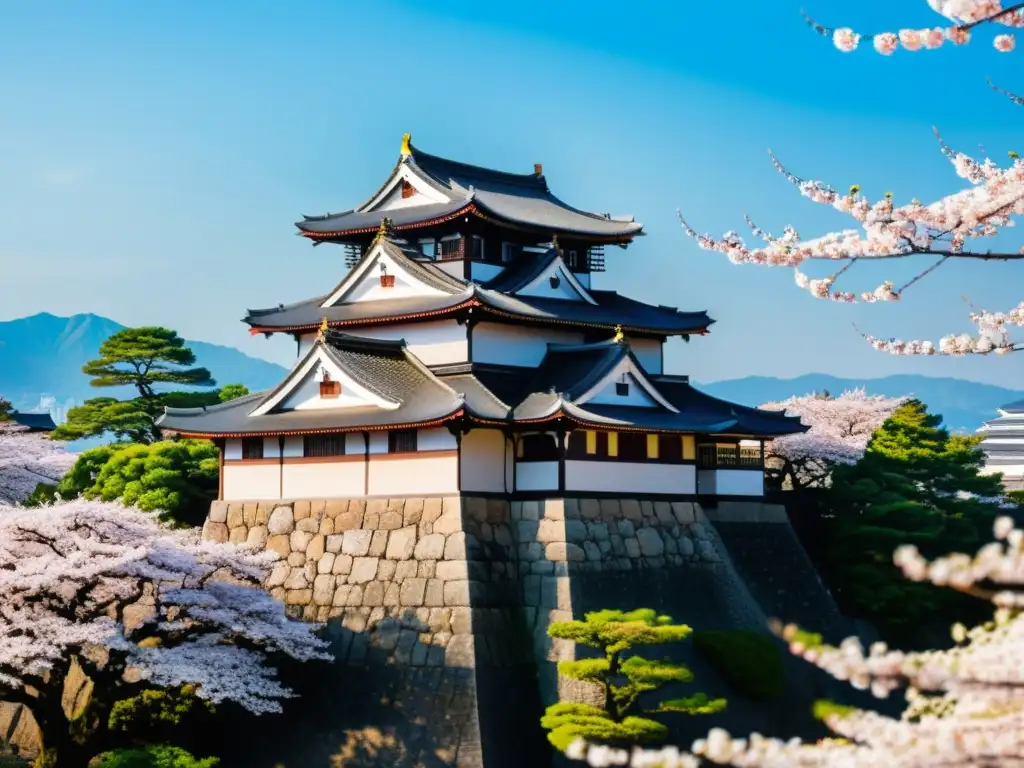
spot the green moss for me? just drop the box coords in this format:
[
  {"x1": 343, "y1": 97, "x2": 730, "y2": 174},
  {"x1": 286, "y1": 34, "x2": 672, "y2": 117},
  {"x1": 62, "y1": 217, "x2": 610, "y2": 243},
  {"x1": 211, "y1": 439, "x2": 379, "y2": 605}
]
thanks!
[{"x1": 693, "y1": 630, "x2": 785, "y2": 700}]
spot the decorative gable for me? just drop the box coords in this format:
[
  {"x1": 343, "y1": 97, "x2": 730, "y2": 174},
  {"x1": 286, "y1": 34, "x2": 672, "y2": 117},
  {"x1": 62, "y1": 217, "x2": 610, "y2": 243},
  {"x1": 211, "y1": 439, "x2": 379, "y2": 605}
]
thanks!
[
  {"x1": 575, "y1": 354, "x2": 679, "y2": 412},
  {"x1": 514, "y1": 255, "x2": 597, "y2": 304},
  {"x1": 322, "y1": 241, "x2": 454, "y2": 307},
  {"x1": 359, "y1": 164, "x2": 451, "y2": 212},
  {"x1": 251, "y1": 346, "x2": 400, "y2": 416}
]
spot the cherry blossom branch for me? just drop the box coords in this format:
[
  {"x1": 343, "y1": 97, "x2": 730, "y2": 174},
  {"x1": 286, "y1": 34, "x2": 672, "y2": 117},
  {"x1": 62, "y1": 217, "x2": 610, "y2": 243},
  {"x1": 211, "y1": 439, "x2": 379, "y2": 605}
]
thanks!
[
  {"x1": 988, "y1": 77, "x2": 1024, "y2": 105},
  {"x1": 802, "y1": 3, "x2": 1024, "y2": 54}
]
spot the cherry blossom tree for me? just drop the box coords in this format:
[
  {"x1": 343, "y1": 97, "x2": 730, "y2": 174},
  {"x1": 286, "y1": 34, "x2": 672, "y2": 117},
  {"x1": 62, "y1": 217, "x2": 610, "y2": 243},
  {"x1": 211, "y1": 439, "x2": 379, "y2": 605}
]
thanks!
[
  {"x1": 564, "y1": 514, "x2": 1024, "y2": 767},
  {"x1": 759, "y1": 390, "x2": 907, "y2": 489},
  {"x1": 678, "y1": 1, "x2": 1024, "y2": 358},
  {"x1": 0, "y1": 498, "x2": 330, "y2": 768},
  {"x1": 0, "y1": 423, "x2": 77, "y2": 505}
]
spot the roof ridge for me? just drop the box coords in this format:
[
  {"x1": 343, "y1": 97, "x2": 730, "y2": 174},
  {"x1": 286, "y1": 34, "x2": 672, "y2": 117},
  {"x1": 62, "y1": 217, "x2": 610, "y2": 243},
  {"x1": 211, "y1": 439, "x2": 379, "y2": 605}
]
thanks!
[
  {"x1": 409, "y1": 144, "x2": 546, "y2": 189},
  {"x1": 161, "y1": 391, "x2": 265, "y2": 417},
  {"x1": 323, "y1": 330, "x2": 407, "y2": 353}
]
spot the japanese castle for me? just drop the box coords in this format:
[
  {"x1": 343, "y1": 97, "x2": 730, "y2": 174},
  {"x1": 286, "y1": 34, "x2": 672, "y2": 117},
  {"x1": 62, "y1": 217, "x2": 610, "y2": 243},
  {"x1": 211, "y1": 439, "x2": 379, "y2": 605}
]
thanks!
[
  {"x1": 157, "y1": 134, "x2": 805, "y2": 502},
  {"x1": 979, "y1": 399, "x2": 1024, "y2": 492}
]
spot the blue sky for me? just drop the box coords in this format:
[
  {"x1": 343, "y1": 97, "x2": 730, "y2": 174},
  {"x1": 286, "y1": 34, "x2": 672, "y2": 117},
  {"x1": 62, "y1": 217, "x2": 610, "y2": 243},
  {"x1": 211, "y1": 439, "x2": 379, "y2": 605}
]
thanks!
[{"x1": 1, "y1": 0, "x2": 1022, "y2": 388}]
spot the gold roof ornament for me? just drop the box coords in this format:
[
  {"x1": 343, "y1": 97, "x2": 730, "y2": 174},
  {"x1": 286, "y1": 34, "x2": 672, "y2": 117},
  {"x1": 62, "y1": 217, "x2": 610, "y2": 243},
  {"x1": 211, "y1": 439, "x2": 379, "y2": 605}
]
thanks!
[
  {"x1": 400, "y1": 132, "x2": 412, "y2": 158},
  {"x1": 613, "y1": 324, "x2": 625, "y2": 344},
  {"x1": 317, "y1": 317, "x2": 329, "y2": 341},
  {"x1": 374, "y1": 217, "x2": 392, "y2": 243}
]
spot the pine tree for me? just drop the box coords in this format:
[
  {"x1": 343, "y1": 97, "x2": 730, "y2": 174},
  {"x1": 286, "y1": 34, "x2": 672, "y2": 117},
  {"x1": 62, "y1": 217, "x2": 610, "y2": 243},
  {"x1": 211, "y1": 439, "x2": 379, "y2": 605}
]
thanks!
[
  {"x1": 825, "y1": 398, "x2": 1014, "y2": 644},
  {"x1": 541, "y1": 609, "x2": 725, "y2": 751}
]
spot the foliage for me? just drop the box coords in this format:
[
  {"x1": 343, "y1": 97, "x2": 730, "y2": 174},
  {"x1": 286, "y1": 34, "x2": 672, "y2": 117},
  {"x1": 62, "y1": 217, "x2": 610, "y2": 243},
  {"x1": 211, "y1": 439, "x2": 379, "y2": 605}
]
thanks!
[
  {"x1": 0, "y1": 398, "x2": 11, "y2": 421},
  {"x1": 82, "y1": 328, "x2": 214, "y2": 399},
  {"x1": 0, "y1": 423, "x2": 76, "y2": 505},
  {"x1": 677, "y1": 2, "x2": 1024, "y2": 359},
  {"x1": 0, "y1": 498, "x2": 330, "y2": 768},
  {"x1": 759, "y1": 389, "x2": 906, "y2": 489},
  {"x1": 40, "y1": 440, "x2": 219, "y2": 527},
  {"x1": 216, "y1": 384, "x2": 248, "y2": 403},
  {"x1": 53, "y1": 392, "x2": 222, "y2": 446},
  {"x1": 825, "y1": 399, "x2": 1016, "y2": 643},
  {"x1": 542, "y1": 609, "x2": 724, "y2": 752},
  {"x1": 107, "y1": 685, "x2": 216, "y2": 752},
  {"x1": 92, "y1": 745, "x2": 218, "y2": 768},
  {"x1": 692, "y1": 631, "x2": 785, "y2": 701}
]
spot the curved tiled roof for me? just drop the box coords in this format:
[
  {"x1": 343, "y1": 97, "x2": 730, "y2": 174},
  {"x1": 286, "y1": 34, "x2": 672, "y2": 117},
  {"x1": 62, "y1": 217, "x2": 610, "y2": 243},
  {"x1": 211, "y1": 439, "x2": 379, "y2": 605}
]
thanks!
[{"x1": 294, "y1": 140, "x2": 643, "y2": 240}]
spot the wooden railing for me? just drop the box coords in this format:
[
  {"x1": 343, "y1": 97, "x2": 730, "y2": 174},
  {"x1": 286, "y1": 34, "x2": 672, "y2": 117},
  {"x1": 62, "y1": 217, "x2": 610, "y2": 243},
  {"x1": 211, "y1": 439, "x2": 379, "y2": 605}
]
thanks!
[
  {"x1": 698, "y1": 444, "x2": 763, "y2": 469},
  {"x1": 439, "y1": 238, "x2": 464, "y2": 260}
]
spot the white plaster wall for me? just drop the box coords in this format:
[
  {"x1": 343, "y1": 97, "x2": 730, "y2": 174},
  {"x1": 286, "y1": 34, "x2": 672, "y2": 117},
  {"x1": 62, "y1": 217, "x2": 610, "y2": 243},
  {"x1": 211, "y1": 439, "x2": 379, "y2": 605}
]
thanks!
[
  {"x1": 565, "y1": 461, "x2": 695, "y2": 495},
  {"x1": 715, "y1": 470, "x2": 764, "y2": 496},
  {"x1": 472, "y1": 322, "x2": 584, "y2": 367},
  {"x1": 281, "y1": 365, "x2": 382, "y2": 411},
  {"x1": 263, "y1": 437, "x2": 282, "y2": 458},
  {"x1": 345, "y1": 433, "x2": 366, "y2": 455},
  {"x1": 223, "y1": 464, "x2": 281, "y2": 501},
  {"x1": 283, "y1": 436, "x2": 304, "y2": 458},
  {"x1": 342, "y1": 250, "x2": 450, "y2": 304},
  {"x1": 518, "y1": 263, "x2": 588, "y2": 302},
  {"x1": 630, "y1": 338, "x2": 663, "y2": 375},
  {"x1": 419, "y1": 428, "x2": 458, "y2": 451},
  {"x1": 470, "y1": 262, "x2": 504, "y2": 283},
  {"x1": 225, "y1": 439, "x2": 242, "y2": 460},
  {"x1": 585, "y1": 372, "x2": 659, "y2": 408},
  {"x1": 297, "y1": 333, "x2": 316, "y2": 359},
  {"x1": 516, "y1": 461, "x2": 559, "y2": 491},
  {"x1": 282, "y1": 461, "x2": 366, "y2": 499},
  {"x1": 356, "y1": 321, "x2": 468, "y2": 366},
  {"x1": 368, "y1": 432, "x2": 389, "y2": 454},
  {"x1": 575, "y1": 272, "x2": 592, "y2": 290},
  {"x1": 461, "y1": 429, "x2": 508, "y2": 493},
  {"x1": 367, "y1": 455, "x2": 458, "y2": 496}
]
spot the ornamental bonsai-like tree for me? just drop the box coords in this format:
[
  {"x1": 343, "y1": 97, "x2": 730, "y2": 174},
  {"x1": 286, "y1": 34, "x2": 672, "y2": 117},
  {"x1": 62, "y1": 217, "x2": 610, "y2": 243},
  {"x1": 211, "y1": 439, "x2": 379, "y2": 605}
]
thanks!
[
  {"x1": 541, "y1": 609, "x2": 725, "y2": 752},
  {"x1": 0, "y1": 397, "x2": 11, "y2": 421},
  {"x1": 0, "y1": 498, "x2": 330, "y2": 768},
  {"x1": 54, "y1": 328, "x2": 218, "y2": 445}
]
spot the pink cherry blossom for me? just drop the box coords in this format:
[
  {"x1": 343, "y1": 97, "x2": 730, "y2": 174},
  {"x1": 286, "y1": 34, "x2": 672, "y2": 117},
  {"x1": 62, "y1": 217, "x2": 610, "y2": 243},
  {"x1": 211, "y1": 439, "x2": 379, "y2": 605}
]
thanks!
[
  {"x1": 0, "y1": 496, "x2": 331, "y2": 756},
  {"x1": 900, "y1": 29, "x2": 925, "y2": 50},
  {"x1": 925, "y1": 26, "x2": 947, "y2": 47},
  {"x1": 833, "y1": 28, "x2": 860, "y2": 52},
  {"x1": 759, "y1": 390, "x2": 906, "y2": 488},
  {"x1": 994, "y1": 32, "x2": 1016, "y2": 50},
  {"x1": 874, "y1": 32, "x2": 900, "y2": 54},
  {"x1": 0, "y1": 423, "x2": 76, "y2": 504}
]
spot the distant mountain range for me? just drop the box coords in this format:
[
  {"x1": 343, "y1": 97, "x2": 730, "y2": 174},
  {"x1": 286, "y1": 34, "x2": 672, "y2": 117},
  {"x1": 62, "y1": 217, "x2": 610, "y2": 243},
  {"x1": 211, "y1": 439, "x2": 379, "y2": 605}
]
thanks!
[
  {"x1": 0, "y1": 313, "x2": 287, "y2": 416},
  {"x1": 697, "y1": 374, "x2": 1024, "y2": 434},
  {"x1": 0, "y1": 313, "x2": 1018, "y2": 435}
]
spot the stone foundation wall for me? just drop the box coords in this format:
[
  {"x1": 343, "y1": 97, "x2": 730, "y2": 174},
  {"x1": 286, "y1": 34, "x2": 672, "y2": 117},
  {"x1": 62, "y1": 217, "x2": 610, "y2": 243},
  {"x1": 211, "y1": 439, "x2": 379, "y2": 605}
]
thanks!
[{"x1": 199, "y1": 494, "x2": 849, "y2": 767}]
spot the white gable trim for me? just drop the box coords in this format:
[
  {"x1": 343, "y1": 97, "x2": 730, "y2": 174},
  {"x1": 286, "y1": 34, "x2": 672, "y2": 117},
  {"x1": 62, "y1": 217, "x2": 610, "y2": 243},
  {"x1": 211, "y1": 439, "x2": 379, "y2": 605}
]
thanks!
[
  {"x1": 321, "y1": 241, "x2": 451, "y2": 308},
  {"x1": 358, "y1": 164, "x2": 452, "y2": 212},
  {"x1": 250, "y1": 345, "x2": 400, "y2": 417},
  {"x1": 575, "y1": 354, "x2": 679, "y2": 413},
  {"x1": 518, "y1": 256, "x2": 597, "y2": 305}
]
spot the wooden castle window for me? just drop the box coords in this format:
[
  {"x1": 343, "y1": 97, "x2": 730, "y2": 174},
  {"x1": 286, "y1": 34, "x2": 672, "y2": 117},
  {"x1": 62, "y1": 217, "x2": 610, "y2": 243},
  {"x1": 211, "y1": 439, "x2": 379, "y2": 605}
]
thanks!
[
  {"x1": 304, "y1": 434, "x2": 346, "y2": 458},
  {"x1": 549, "y1": 275, "x2": 561, "y2": 289},
  {"x1": 401, "y1": 180, "x2": 415, "y2": 199},
  {"x1": 519, "y1": 433, "x2": 558, "y2": 462},
  {"x1": 615, "y1": 381, "x2": 630, "y2": 396},
  {"x1": 241, "y1": 437, "x2": 264, "y2": 460},
  {"x1": 618, "y1": 432, "x2": 646, "y2": 462},
  {"x1": 388, "y1": 429, "x2": 418, "y2": 454}
]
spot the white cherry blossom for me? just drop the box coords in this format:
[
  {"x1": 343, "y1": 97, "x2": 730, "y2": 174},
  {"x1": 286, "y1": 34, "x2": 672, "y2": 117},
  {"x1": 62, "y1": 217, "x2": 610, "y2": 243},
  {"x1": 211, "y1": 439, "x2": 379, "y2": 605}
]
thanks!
[{"x1": 0, "y1": 423, "x2": 76, "y2": 504}]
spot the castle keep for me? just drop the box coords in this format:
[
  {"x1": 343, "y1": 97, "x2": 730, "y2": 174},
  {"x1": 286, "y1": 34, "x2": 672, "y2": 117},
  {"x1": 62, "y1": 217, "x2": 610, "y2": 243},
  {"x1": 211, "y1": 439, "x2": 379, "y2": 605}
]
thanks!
[{"x1": 155, "y1": 136, "x2": 829, "y2": 768}]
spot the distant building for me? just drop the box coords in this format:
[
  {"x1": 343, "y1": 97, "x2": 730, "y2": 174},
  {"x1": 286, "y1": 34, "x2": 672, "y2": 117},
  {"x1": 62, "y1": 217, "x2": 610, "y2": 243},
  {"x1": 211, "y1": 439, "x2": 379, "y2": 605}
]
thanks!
[
  {"x1": 157, "y1": 134, "x2": 806, "y2": 502},
  {"x1": 9, "y1": 411, "x2": 57, "y2": 432},
  {"x1": 978, "y1": 399, "x2": 1024, "y2": 492}
]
